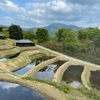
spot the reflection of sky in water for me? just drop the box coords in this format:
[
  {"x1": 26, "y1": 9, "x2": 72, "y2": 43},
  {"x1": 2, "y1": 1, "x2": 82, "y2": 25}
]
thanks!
[
  {"x1": 35, "y1": 70, "x2": 55, "y2": 80},
  {"x1": 0, "y1": 58, "x2": 7, "y2": 62},
  {"x1": 15, "y1": 62, "x2": 36, "y2": 75},
  {"x1": 0, "y1": 82, "x2": 19, "y2": 90},
  {"x1": 15, "y1": 60, "x2": 65, "y2": 80},
  {"x1": 62, "y1": 66, "x2": 83, "y2": 88},
  {"x1": 35, "y1": 64, "x2": 56, "y2": 80},
  {"x1": 0, "y1": 82, "x2": 48, "y2": 100},
  {"x1": 69, "y1": 81, "x2": 83, "y2": 88}
]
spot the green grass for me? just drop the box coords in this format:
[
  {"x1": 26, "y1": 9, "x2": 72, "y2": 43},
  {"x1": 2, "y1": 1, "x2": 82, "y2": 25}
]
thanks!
[
  {"x1": 0, "y1": 39, "x2": 16, "y2": 46},
  {"x1": 78, "y1": 88, "x2": 100, "y2": 100},
  {"x1": 23, "y1": 77, "x2": 100, "y2": 100},
  {"x1": 22, "y1": 77, "x2": 72, "y2": 93},
  {"x1": 30, "y1": 53, "x2": 46, "y2": 61}
]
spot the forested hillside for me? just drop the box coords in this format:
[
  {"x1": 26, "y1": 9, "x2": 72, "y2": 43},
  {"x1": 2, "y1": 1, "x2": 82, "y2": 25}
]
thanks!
[{"x1": 1, "y1": 24, "x2": 100, "y2": 65}]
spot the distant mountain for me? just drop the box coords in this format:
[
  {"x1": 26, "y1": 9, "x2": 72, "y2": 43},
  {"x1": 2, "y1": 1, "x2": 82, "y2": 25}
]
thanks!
[
  {"x1": 0, "y1": 25, "x2": 9, "y2": 32},
  {"x1": 26, "y1": 23, "x2": 83, "y2": 32},
  {"x1": 24, "y1": 23, "x2": 83, "y2": 37},
  {"x1": 0, "y1": 23, "x2": 83, "y2": 37},
  {"x1": 43, "y1": 23, "x2": 68, "y2": 32},
  {"x1": 43, "y1": 23, "x2": 83, "y2": 32},
  {"x1": 23, "y1": 27, "x2": 38, "y2": 31},
  {"x1": 0, "y1": 23, "x2": 83, "y2": 32},
  {"x1": 0, "y1": 25, "x2": 7, "y2": 27}
]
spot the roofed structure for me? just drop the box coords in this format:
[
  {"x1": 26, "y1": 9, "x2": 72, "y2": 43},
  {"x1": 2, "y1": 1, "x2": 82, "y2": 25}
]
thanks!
[{"x1": 16, "y1": 39, "x2": 35, "y2": 47}]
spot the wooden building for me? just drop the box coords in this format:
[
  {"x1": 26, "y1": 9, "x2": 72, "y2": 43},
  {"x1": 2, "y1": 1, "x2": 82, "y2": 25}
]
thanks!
[{"x1": 16, "y1": 39, "x2": 35, "y2": 47}]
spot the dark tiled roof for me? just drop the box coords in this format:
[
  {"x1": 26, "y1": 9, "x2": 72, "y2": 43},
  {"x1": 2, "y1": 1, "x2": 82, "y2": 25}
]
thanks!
[{"x1": 16, "y1": 39, "x2": 33, "y2": 43}]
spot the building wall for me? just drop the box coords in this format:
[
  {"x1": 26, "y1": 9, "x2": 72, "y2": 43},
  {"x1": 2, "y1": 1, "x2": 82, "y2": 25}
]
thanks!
[{"x1": 16, "y1": 43, "x2": 35, "y2": 47}]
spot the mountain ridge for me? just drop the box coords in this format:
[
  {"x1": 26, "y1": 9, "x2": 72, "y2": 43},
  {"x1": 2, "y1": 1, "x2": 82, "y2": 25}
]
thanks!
[
  {"x1": 0, "y1": 23, "x2": 83, "y2": 32},
  {"x1": 25, "y1": 23, "x2": 83, "y2": 32}
]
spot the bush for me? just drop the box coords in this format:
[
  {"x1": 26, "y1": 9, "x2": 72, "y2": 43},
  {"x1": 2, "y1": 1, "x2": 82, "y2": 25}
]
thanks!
[{"x1": 64, "y1": 42, "x2": 79, "y2": 53}]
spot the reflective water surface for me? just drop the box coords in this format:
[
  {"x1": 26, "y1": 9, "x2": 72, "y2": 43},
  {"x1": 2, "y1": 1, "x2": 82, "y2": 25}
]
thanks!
[
  {"x1": 90, "y1": 71, "x2": 100, "y2": 90},
  {"x1": 15, "y1": 57, "x2": 53, "y2": 75},
  {"x1": 35, "y1": 61, "x2": 65, "y2": 80},
  {"x1": 62, "y1": 65, "x2": 84, "y2": 88},
  {"x1": 0, "y1": 82, "x2": 48, "y2": 100},
  {"x1": 15, "y1": 56, "x2": 65, "y2": 81},
  {"x1": 9, "y1": 53, "x2": 20, "y2": 59},
  {"x1": 15, "y1": 62, "x2": 36, "y2": 75},
  {"x1": 0, "y1": 58, "x2": 7, "y2": 62},
  {"x1": 0, "y1": 53, "x2": 20, "y2": 62},
  {"x1": 69, "y1": 81, "x2": 83, "y2": 88}
]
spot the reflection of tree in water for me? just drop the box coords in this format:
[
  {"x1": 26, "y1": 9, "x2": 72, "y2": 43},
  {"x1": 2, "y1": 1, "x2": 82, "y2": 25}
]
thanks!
[
  {"x1": 35, "y1": 56, "x2": 54, "y2": 65},
  {"x1": 39, "y1": 61, "x2": 66, "y2": 72},
  {"x1": 90, "y1": 71, "x2": 100, "y2": 90},
  {"x1": 9, "y1": 52, "x2": 20, "y2": 59},
  {"x1": 53, "y1": 61, "x2": 66, "y2": 72},
  {"x1": 35, "y1": 60, "x2": 66, "y2": 80},
  {"x1": 62, "y1": 65, "x2": 84, "y2": 83}
]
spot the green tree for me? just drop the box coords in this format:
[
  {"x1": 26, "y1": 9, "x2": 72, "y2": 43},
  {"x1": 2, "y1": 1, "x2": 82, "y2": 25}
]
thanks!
[
  {"x1": 78, "y1": 29, "x2": 88, "y2": 41},
  {"x1": 55, "y1": 28, "x2": 72, "y2": 41},
  {"x1": 2, "y1": 28, "x2": 9, "y2": 38},
  {"x1": 63, "y1": 36, "x2": 79, "y2": 54},
  {"x1": 64, "y1": 42, "x2": 79, "y2": 53},
  {"x1": 36, "y1": 28, "x2": 49, "y2": 43},
  {"x1": 93, "y1": 35, "x2": 100, "y2": 48},
  {"x1": 79, "y1": 42, "x2": 92, "y2": 53},
  {"x1": 9, "y1": 24, "x2": 23, "y2": 40},
  {"x1": 86, "y1": 27, "x2": 100, "y2": 40},
  {"x1": 23, "y1": 30, "x2": 35, "y2": 41},
  {"x1": 84, "y1": 27, "x2": 100, "y2": 53}
]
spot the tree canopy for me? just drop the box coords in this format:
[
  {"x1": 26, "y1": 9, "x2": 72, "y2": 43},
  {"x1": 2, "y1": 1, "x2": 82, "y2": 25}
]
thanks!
[
  {"x1": 93, "y1": 35, "x2": 100, "y2": 48},
  {"x1": 23, "y1": 30, "x2": 35, "y2": 41},
  {"x1": 36, "y1": 28, "x2": 49, "y2": 43},
  {"x1": 9, "y1": 24, "x2": 23, "y2": 40},
  {"x1": 78, "y1": 29, "x2": 88, "y2": 41},
  {"x1": 2, "y1": 28, "x2": 9, "y2": 38},
  {"x1": 55, "y1": 28, "x2": 72, "y2": 41},
  {"x1": 86, "y1": 27, "x2": 100, "y2": 40}
]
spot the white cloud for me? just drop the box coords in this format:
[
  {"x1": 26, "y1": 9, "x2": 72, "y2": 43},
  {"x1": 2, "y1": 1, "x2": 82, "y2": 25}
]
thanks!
[
  {"x1": 0, "y1": 0, "x2": 26, "y2": 13},
  {"x1": 48, "y1": 0, "x2": 72, "y2": 12},
  {"x1": 0, "y1": 16, "x2": 14, "y2": 26},
  {"x1": 24, "y1": 0, "x2": 100, "y2": 27},
  {"x1": 0, "y1": 0, "x2": 100, "y2": 27},
  {"x1": 0, "y1": 82, "x2": 19, "y2": 90},
  {"x1": 4, "y1": 16, "x2": 14, "y2": 22},
  {"x1": 65, "y1": 0, "x2": 100, "y2": 5}
]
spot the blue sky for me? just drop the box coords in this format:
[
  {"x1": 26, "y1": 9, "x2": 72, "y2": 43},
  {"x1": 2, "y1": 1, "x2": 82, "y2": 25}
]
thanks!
[{"x1": 0, "y1": 0, "x2": 100, "y2": 28}]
